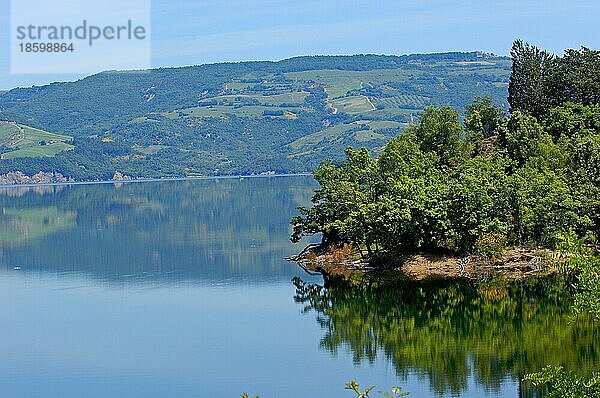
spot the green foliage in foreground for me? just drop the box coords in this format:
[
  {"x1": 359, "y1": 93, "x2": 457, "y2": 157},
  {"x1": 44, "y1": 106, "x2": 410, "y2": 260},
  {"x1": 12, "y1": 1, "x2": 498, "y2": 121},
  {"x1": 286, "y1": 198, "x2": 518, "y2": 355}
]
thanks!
[
  {"x1": 241, "y1": 381, "x2": 409, "y2": 398},
  {"x1": 345, "y1": 380, "x2": 408, "y2": 397},
  {"x1": 524, "y1": 366, "x2": 600, "y2": 398}
]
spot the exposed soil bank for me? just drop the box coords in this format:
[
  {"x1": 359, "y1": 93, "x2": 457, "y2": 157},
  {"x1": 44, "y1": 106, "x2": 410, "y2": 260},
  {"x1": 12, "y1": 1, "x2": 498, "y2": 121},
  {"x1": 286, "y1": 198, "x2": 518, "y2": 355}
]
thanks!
[{"x1": 289, "y1": 244, "x2": 559, "y2": 282}]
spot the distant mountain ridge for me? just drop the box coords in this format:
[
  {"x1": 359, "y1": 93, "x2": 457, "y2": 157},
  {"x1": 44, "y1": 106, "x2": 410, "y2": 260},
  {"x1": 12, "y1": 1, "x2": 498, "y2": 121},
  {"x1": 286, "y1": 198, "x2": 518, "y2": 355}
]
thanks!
[{"x1": 0, "y1": 52, "x2": 511, "y2": 180}]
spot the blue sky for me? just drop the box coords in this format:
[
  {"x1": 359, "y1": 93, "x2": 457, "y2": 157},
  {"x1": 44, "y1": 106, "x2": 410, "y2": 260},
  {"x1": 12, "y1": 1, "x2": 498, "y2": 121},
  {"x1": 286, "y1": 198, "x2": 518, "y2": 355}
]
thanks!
[{"x1": 1, "y1": 0, "x2": 600, "y2": 89}]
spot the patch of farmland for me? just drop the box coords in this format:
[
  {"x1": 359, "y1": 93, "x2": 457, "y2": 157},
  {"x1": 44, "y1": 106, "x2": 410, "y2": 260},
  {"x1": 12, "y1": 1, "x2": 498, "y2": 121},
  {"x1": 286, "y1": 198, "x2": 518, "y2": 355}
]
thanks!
[
  {"x1": 200, "y1": 91, "x2": 309, "y2": 106},
  {"x1": 288, "y1": 119, "x2": 405, "y2": 153},
  {"x1": 163, "y1": 104, "x2": 300, "y2": 119},
  {"x1": 329, "y1": 96, "x2": 376, "y2": 115},
  {"x1": 373, "y1": 94, "x2": 431, "y2": 110},
  {"x1": 0, "y1": 123, "x2": 73, "y2": 159}
]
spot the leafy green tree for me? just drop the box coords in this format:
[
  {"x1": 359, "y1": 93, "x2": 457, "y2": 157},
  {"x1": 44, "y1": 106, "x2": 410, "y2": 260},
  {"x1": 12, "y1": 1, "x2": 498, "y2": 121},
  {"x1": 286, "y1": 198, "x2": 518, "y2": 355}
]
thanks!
[
  {"x1": 464, "y1": 97, "x2": 504, "y2": 154},
  {"x1": 413, "y1": 106, "x2": 466, "y2": 166},
  {"x1": 509, "y1": 42, "x2": 600, "y2": 119},
  {"x1": 569, "y1": 134, "x2": 600, "y2": 235},
  {"x1": 544, "y1": 103, "x2": 600, "y2": 140},
  {"x1": 508, "y1": 167, "x2": 591, "y2": 245},
  {"x1": 445, "y1": 156, "x2": 511, "y2": 252},
  {"x1": 498, "y1": 111, "x2": 555, "y2": 167},
  {"x1": 571, "y1": 134, "x2": 600, "y2": 186},
  {"x1": 291, "y1": 160, "x2": 355, "y2": 247},
  {"x1": 375, "y1": 133, "x2": 442, "y2": 251},
  {"x1": 549, "y1": 47, "x2": 600, "y2": 107},
  {"x1": 292, "y1": 147, "x2": 385, "y2": 254}
]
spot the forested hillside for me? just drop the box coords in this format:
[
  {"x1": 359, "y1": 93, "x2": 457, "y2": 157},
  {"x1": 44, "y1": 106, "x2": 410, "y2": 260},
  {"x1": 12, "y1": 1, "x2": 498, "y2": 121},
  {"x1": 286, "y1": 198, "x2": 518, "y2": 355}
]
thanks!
[{"x1": 0, "y1": 52, "x2": 510, "y2": 180}]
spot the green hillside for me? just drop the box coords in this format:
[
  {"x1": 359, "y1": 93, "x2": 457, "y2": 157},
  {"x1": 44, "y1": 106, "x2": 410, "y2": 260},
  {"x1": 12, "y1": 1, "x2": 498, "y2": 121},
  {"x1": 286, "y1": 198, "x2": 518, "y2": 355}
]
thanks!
[
  {"x1": 0, "y1": 123, "x2": 73, "y2": 160},
  {"x1": 0, "y1": 52, "x2": 511, "y2": 180},
  {"x1": 288, "y1": 120, "x2": 405, "y2": 159}
]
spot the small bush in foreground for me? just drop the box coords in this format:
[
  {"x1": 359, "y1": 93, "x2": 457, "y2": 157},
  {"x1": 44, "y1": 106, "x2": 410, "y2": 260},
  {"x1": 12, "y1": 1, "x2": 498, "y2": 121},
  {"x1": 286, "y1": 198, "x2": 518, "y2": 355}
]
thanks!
[
  {"x1": 524, "y1": 366, "x2": 600, "y2": 398},
  {"x1": 475, "y1": 231, "x2": 507, "y2": 258},
  {"x1": 345, "y1": 380, "x2": 409, "y2": 397}
]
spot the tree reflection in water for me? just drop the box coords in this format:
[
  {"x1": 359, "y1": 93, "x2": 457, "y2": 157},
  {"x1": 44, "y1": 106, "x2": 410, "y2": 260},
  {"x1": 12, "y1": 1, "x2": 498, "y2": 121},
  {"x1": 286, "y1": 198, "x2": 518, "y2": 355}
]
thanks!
[{"x1": 293, "y1": 275, "x2": 599, "y2": 396}]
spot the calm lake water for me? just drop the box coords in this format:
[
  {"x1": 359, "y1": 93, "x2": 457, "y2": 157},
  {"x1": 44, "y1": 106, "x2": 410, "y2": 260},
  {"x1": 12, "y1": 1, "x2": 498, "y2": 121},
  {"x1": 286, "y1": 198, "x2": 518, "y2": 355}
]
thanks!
[{"x1": 0, "y1": 176, "x2": 597, "y2": 397}]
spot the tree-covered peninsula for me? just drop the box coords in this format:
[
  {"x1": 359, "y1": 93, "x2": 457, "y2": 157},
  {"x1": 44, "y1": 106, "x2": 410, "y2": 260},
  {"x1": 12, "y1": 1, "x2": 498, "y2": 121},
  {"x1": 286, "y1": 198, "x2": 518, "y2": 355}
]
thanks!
[{"x1": 292, "y1": 41, "x2": 600, "y2": 259}]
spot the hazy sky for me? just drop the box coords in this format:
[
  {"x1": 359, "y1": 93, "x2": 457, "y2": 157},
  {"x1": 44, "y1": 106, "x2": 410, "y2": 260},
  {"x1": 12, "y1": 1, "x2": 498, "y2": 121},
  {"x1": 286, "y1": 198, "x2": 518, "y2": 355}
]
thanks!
[{"x1": 1, "y1": 0, "x2": 599, "y2": 89}]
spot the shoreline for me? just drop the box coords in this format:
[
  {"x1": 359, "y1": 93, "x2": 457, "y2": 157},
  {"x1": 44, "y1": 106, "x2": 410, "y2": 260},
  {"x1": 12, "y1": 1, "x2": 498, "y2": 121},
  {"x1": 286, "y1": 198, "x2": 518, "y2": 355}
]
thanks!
[
  {"x1": 0, "y1": 172, "x2": 312, "y2": 189},
  {"x1": 290, "y1": 244, "x2": 559, "y2": 282}
]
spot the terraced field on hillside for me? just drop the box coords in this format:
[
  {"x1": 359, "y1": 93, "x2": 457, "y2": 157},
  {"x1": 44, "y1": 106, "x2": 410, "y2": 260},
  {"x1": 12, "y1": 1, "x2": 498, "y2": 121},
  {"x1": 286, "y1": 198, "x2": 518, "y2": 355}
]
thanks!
[
  {"x1": 288, "y1": 120, "x2": 406, "y2": 159},
  {"x1": 0, "y1": 123, "x2": 73, "y2": 159}
]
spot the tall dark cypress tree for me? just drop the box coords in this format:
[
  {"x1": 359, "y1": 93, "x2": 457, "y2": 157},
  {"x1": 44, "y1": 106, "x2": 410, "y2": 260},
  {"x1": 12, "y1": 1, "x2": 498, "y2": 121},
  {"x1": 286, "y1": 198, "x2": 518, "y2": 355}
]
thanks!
[{"x1": 508, "y1": 40, "x2": 554, "y2": 118}]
